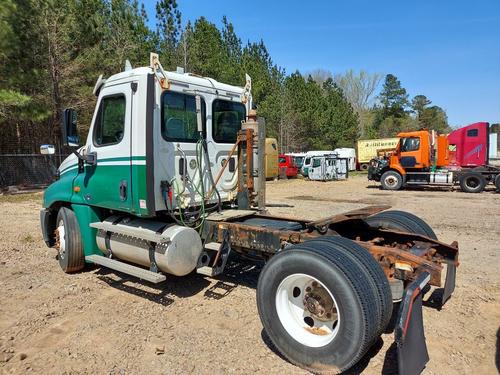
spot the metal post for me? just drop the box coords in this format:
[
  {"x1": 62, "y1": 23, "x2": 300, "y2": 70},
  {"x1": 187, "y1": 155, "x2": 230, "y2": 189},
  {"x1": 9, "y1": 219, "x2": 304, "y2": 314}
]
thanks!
[{"x1": 257, "y1": 117, "x2": 266, "y2": 211}]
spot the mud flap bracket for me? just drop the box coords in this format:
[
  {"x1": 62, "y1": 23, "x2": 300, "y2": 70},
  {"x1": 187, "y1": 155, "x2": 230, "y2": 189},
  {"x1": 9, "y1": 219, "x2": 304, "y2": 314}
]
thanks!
[{"x1": 395, "y1": 271, "x2": 430, "y2": 375}]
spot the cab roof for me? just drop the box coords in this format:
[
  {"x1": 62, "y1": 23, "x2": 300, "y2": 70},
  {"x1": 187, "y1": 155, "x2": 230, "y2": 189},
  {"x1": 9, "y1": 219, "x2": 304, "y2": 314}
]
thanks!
[{"x1": 105, "y1": 66, "x2": 245, "y2": 95}]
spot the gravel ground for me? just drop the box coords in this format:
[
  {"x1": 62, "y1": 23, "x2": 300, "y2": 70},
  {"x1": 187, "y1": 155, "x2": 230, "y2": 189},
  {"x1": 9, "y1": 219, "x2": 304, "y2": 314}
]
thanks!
[{"x1": 0, "y1": 175, "x2": 499, "y2": 374}]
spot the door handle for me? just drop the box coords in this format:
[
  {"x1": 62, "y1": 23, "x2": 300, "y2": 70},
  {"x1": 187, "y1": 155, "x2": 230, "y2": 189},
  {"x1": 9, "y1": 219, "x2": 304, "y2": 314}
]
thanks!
[{"x1": 119, "y1": 180, "x2": 127, "y2": 201}]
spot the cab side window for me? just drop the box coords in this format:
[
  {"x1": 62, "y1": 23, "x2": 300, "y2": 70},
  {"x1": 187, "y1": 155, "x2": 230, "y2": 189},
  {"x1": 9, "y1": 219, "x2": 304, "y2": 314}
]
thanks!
[
  {"x1": 401, "y1": 137, "x2": 420, "y2": 152},
  {"x1": 466, "y1": 129, "x2": 478, "y2": 137},
  {"x1": 94, "y1": 95, "x2": 126, "y2": 146},
  {"x1": 161, "y1": 91, "x2": 206, "y2": 142},
  {"x1": 213, "y1": 99, "x2": 246, "y2": 143}
]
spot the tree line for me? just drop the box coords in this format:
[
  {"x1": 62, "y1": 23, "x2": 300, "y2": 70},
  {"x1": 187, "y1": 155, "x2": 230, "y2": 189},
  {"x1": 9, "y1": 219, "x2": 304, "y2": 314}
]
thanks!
[{"x1": 0, "y1": 0, "x2": 450, "y2": 154}]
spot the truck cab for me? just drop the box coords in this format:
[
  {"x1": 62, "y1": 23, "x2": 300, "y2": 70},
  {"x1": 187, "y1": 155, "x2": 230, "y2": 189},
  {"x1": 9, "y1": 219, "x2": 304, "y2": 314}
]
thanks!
[
  {"x1": 278, "y1": 154, "x2": 298, "y2": 178},
  {"x1": 368, "y1": 130, "x2": 449, "y2": 189},
  {"x1": 447, "y1": 122, "x2": 489, "y2": 167},
  {"x1": 41, "y1": 56, "x2": 254, "y2": 256},
  {"x1": 43, "y1": 65, "x2": 251, "y2": 219}
]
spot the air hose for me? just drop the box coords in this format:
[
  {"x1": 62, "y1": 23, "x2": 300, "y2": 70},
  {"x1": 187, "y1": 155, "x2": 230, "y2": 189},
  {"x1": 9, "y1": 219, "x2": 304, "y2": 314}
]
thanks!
[{"x1": 163, "y1": 134, "x2": 223, "y2": 232}]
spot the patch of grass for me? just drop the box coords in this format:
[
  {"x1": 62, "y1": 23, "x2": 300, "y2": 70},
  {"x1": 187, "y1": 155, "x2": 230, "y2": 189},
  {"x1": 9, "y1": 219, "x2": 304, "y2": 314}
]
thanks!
[
  {"x1": 349, "y1": 171, "x2": 367, "y2": 178},
  {"x1": 22, "y1": 234, "x2": 35, "y2": 243},
  {"x1": 0, "y1": 192, "x2": 43, "y2": 204}
]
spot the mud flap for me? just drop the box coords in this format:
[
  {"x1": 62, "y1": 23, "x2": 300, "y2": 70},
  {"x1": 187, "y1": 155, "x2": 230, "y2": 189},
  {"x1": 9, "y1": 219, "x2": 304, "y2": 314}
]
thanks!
[
  {"x1": 441, "y1": 262, "x2": 456, "y2": 306},
  {"x1": 395, "y1": 272, "x2": 430, "y2": 375}
]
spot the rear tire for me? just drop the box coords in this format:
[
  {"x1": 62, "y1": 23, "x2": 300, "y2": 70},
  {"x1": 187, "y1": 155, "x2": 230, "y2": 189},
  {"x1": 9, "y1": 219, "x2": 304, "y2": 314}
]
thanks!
[
  {"x1": 365, "y1": 210, "x2": 437, "y2": 240},
  {"x1": 494, "y1": 174, "x2": 500, "y2": 192},
  {"x1": 55, "y1": 207, "x2": 84, "y2": 273},
  {"x1": 459, "y1": 172, "x2": 486, "y2": 193},
  {"x1": 380, "y1": 170, "x2": 403, "y2": 190},
  {"x1": 307, "y1": 237, "x2": 393, "y2": 336},
  {"x1": 257, "y1": 243, "x2": 380, "y2": 374}
]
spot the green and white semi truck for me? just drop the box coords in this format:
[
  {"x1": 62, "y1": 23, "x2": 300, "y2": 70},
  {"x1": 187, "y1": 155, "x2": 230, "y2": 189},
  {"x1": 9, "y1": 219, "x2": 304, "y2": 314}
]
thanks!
[{"x1": 40, "y1": 54, "x2": 458, "y2": 374}]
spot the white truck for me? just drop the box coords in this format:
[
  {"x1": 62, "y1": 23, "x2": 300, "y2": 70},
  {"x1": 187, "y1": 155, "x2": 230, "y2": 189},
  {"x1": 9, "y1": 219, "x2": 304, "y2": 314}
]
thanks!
[
  {"x1": 300, "y1": 150, "x2": 336, "y2": 177},
  {"x1": 308, "y1": 155, "x2": 349, "y2": 181},
  {"x1": 333, "y1": 147, "x2": 356, "y2": 171},
  {"x1": 39, "y1": 54, "x2": 458, "y2": 374}
]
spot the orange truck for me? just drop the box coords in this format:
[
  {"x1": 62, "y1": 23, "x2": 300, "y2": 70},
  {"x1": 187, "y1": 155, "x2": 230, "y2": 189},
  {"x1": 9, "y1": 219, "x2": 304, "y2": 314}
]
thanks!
[{"x1": 368, "y1": 123, "x2": 500, "y2": 193}]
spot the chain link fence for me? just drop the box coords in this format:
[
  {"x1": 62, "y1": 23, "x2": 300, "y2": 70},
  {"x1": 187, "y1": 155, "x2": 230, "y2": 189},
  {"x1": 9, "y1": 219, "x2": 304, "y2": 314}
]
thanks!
[{"x1": 0, "y1": 154, "x2": 67, "y2": 190}]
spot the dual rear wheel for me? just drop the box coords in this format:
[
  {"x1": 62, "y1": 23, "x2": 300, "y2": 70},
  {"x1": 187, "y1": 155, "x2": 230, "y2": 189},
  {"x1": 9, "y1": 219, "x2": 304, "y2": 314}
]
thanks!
[
  {"x1": 256, "y1": 237, "x2": 392, "y2": 374},
  {"x1": 256, "y1": 210, "x2": 436, "y2": 374}
]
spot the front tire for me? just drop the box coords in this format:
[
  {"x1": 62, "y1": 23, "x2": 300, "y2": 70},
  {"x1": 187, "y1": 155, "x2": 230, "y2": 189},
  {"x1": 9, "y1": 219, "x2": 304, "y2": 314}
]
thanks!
[
  {"x1": 380, "y1": 170, "x2": 403, "y2": 190},
  {"x1": 257, "y1": 243, "x2": 380, "y2": 374},
  {"x1": 55, "y1": 207, "x2": 84, "y2": 273}
]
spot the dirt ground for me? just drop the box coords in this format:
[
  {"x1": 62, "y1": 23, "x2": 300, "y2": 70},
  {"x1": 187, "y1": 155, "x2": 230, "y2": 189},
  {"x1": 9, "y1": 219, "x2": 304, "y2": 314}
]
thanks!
[{"x1": 1, "y1": 175, "x2": 499, "y2": 374}]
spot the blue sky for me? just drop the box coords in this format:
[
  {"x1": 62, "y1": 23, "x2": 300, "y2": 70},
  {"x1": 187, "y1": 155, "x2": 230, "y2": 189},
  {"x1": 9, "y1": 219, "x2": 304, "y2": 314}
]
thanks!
[{"x1": 143, "y1": 0, "x2": 500, "y2": 126}]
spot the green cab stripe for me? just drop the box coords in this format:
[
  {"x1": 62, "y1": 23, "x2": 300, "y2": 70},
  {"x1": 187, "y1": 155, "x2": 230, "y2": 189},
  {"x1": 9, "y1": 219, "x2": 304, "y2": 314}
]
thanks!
[{"x1": 59, "y1": 155, "x2": 146, "y2": 175}]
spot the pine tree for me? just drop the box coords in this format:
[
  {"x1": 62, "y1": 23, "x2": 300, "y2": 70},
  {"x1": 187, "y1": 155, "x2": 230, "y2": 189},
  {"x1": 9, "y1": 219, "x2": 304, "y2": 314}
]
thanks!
[
  {"x1": 411, "y1": 94, "x2": 431, "y2": 118},
  {"x1": 378, "y1": 74, "x2": 409, "y2": 118},
  {"x1": 156, "y1": 0, "x2": 182, "y2": 68}
]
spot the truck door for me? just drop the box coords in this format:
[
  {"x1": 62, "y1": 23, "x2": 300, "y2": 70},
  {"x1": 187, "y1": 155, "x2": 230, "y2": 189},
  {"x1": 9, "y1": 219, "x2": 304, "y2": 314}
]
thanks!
[
  {"x1": 74, "y1": 82, "x2": 133, "y2": 212},
  {"x1": 399, "y1": 137, "x2": 423, "y2": 169}
]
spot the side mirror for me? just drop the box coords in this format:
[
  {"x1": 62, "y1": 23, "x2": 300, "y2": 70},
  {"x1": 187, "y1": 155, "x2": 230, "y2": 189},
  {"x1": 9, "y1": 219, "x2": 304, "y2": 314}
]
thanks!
[
  {"x1": 40, "y1": 144, "x2": 55, "y2": 155},
  {"x1": 62, "y1": 108, "x2": 80, "y2": 147}
]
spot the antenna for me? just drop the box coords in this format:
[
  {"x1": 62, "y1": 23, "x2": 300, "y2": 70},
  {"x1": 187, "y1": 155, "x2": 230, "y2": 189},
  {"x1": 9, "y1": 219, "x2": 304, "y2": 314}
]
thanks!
[{"x1": 124, "y1": 60, "x2": 133, "y2": 71}]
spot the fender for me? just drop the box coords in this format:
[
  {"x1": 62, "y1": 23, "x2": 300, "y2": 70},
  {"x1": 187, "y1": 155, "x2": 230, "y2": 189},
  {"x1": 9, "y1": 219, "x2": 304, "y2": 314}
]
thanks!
[
  {"x1": 390, "y1": 164, "x2": 406, "y2": 177},
  {"x1": 71, "y1": 204, "x2": 105, "y2": 258}
]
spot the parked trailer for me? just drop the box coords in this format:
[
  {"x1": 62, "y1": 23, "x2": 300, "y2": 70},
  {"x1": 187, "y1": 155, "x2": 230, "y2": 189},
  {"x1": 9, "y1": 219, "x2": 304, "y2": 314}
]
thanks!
[
  {"x1": 357, "y1": 138, "x2": 399, "y2": 171},
  {"x1": 39, "y1": 54, "x2": 458, "y2": 374}
]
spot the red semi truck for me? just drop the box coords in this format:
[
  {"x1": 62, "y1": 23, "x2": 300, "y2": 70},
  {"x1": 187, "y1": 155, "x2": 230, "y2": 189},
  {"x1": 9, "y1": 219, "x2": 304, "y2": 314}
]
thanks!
[{"x1": 447, "y1": 122, "x2": 490, "y2": 168}]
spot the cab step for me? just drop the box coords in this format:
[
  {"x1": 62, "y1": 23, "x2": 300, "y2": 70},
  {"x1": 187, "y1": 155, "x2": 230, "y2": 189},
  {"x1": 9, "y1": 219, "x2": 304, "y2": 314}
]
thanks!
[
  {"x1": 204, "y1": 242, "x2": 221, "y2": 251},
  {"x1": 196, "y1": 266, "x2": 217, "y2": 277},
  {"x1": 196, "y1": 231, "x2": 231, "y2": 277},
  {"x1": 85, "y1": 255, "x2": 166, "y2": 284}
]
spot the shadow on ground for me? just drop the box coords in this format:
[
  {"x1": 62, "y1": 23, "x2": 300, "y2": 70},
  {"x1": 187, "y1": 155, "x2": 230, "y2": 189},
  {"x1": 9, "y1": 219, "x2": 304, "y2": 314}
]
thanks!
[
  {"x1": 94, "y1": 253, "x2": 405, "y2": 373},
  {"x1": 93, "y1": 252, "x2": 262, "y2": 306}
]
